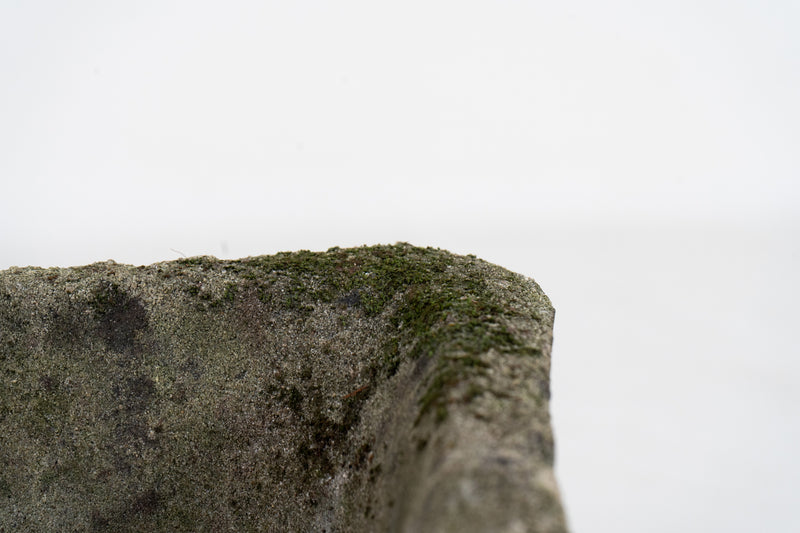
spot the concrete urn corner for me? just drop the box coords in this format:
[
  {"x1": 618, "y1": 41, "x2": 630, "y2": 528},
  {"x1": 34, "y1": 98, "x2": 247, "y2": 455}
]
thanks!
[{"x1": 0, "y1": 243, "x2": 567, "y2": 532}]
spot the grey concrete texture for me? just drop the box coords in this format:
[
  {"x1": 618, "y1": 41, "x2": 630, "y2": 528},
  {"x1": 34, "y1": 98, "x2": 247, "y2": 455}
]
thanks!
[{"x1": 0, "y1": 243, "x2": 567, "y2": 532}]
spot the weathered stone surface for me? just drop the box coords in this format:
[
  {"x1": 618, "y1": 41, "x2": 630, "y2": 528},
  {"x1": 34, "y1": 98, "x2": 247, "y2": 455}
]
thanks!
[{"x1": 0, "y1": 243, "x2": 566, "y2": 532}]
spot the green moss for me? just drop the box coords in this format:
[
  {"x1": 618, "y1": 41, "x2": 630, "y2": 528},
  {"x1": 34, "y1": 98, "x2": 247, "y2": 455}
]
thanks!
[
  {"x1": 177, "y1": 256, "x2": 216, "y2": 270},
  {"x1": 381, "y1": 337, "x2": 401, "y2": 377},
  {"x1": 89, "y1": 282, "x2": 127, "y2": 317},
  {"x1": 39, "y1": 455, "x2": 84, "y2": 492},
  {"x1": 230, "y1": 244, "x2": 536, "y2": 394},
  {"x1": 463, "y1": 383, "x2": 485, "y2": 402},
  {"x1": 28, "y1": 396, "x2": 66, "y2": 437},
  {"x1": 446, "y1": 355, "x2": 490, "y2": 369},
  {"x1": 519, "y1": 346, "x2": 543, "y2": 358},
  {"x1": 416, "y1": 365, "x2": 460, "y2": 425},
  {"x1": 241, "y1": 243, "x2": 453, "y2": 324},
  {"x1": 222, "y1": 283, "x2": 237, "y2": 302}
]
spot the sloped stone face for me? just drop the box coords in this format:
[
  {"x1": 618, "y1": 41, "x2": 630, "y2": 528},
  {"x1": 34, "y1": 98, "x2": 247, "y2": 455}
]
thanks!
[{"x1": 0, "y1": 243, "x2": 567, "y2": 532}]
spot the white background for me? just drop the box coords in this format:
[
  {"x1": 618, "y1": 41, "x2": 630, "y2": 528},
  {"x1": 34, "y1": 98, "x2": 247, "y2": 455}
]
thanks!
[{"x1": 2, "y1": 2, "x2": 798, "y2": 531}]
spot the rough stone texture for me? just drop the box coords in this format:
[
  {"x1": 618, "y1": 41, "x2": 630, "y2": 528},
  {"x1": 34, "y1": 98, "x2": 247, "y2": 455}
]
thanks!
[{"x1": 0, "y1": 243, "x2": 567, "y2": 532}]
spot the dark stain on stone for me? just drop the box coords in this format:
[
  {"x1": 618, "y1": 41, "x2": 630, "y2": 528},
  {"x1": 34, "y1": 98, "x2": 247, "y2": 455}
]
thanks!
[
  {"x1": 91, "y1": 489, "x2": 161, "y2": 532},
  {"x1": 39, "y1": 375, "x2": 57, "y2": 392},
  {"x1": 117, "y1": 419, "x2": 152, "y2": 448},
  {"x1": 492, "y1": 455, "x2": 512, "y2": 467},
  {"x1": 170, "y1": 381, "x2": 188, "y2": 404},
  {"x1": 368, "y1": 463, "x2": 382, "y2": 483},
  {"x1": 90, "y1": 509, "x2": 111, "y2": 531},
  {"x1": 290, "y1": 385, "x2": 372, "y2": 481},
  {"x1": 338, "y1": 289, "x2": 362, "y2": 308},
  {"x1": 538, "y1": 376, "x2": 551, "y2": 400},
  {"x1": 90, "y1": 282, "x2": 148, "y2": 353},
  {"x1": 118, "y1": 376, "x2": 156, "y2": 413},
  {"x1": 284, "y1": 386, "x2": 304, "y2": 414},
  {"x1": 353, "y1": 441, "x2": 372, "y2": 469},
  {"x1": 181, "y1": 358, "x2": 203, "y2": 380},
  {"x1": 534, "y1": 431, "x2": 555, "y2": 464},
  {"x1": 0, "y1": 291, "x2": 27, "y2": 332},
  {"x1": 47, "y1": 306, "x2": 89, "y2": 353},
  {"x1": 410, "y1": 348, "x2": 436, "y2": 382},
  {"x1": 112, "y1": 455, "x2": 132, "y2": 476},
  {"x1": 130, "y1": 488, "x2": 161, "y2": 515},
  {"x1": 0, "y1": 477, "x2": 11, "y2": 498}
]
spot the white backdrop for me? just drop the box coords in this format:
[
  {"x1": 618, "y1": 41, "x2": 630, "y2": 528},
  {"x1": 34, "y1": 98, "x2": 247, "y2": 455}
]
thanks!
[{"x1": 2, "y1": 2, "x2": 798, "y2": 531}]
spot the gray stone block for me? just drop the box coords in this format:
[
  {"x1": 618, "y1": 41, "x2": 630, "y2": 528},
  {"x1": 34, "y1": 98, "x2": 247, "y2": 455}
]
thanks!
[{"x1": 0, "y1": 243, "x2": 567, "y2": 532}]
